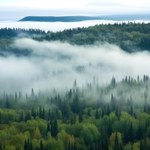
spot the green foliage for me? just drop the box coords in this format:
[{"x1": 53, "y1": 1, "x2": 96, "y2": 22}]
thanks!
[
  {"x1": 0, "y1": 23, "x2": 150, "y2": 57},
  {"x1": 0, "y1": 77, "x2": 150, "y2": 149}
]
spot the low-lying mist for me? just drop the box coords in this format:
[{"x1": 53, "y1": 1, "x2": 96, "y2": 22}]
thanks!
[
  {"x1": 1, "y1": 38, "x2": 150, "y2": 93},
  {"x1": 0, "y1": 21, "x2": 150, "y2": 32}
]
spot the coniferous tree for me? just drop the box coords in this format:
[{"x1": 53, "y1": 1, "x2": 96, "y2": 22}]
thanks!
[{"x1": 51, "y1": 118, "x2": 58, "y2": 137}]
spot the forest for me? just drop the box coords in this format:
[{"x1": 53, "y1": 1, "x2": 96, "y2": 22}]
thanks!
[
  {"x1": 0, "y1": 76, "x2": 150, "y2": 150},
  {"x1": 0, "y1": 23, "x2": 150, "y2": 150},
  {"x1": 0, "y1": 22, "x2": 150, "y2": 55}
]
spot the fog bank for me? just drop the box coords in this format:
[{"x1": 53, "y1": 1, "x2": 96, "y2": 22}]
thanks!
[
  {"x1": 1, "y1": 38, "x2": 150, "y2": 92},
  {"x1": 0, "y1": 20, "x2": 150, "y2": 32}
]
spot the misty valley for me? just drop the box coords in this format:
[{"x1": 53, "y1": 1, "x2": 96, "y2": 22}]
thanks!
[{"x1": 0, "y1": 23, "x2": 150, "y2": 150}]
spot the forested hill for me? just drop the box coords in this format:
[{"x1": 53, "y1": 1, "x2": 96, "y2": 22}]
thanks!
[
  {"x1": 19, "y1": 16, "x2": 102, "y2": 22},
  {"x1": 19, "y1": 14, "x2": 150, "y2": 22},
  {"x1": 0, "y1": 22, "x2": 150, "y2": 56}
]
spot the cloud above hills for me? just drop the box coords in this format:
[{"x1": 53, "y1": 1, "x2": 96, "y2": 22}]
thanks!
[{"x1": 0, "y1": 38, "x2": 150, "y2": 93}]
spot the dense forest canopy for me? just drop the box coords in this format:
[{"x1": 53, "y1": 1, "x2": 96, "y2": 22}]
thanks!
[
  {"x1": 0, "y1": 77, "x2": 150, "y2": 150},
  {"x1": 0, "y1": 22, "x2": 150, "y2": 55}
]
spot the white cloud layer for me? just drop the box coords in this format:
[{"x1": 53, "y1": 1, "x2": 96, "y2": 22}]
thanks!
[{"x1": 1, "y1": 38, "x2": 150, "y2": 93}]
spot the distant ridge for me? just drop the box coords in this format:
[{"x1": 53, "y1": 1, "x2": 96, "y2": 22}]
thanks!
[
  {"x1": 19, "y1": 15, "x2": 150, "y2": 22},
  {"x1": 19, "y1": 16, "x2": 102, "y2": 22}
]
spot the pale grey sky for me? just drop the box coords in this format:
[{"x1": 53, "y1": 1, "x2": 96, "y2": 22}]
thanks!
[{"x1": 0, "y1": 0, "x2": 150, "y2": 20}]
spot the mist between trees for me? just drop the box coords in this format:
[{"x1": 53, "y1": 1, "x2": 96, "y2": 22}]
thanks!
[
  {"x1": 0, "y1": 26, "x2": 150, "y2": 149},
  {"x1": 0, "y1": 70, "x2": 150, "y2": 150},
  {"x1": 0, "y1": 38, "x2": 150, "y2": 93}
]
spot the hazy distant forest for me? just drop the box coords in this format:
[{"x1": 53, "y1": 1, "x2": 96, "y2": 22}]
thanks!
[{"x1": 0, "y1": 23, "x2": 150, "y2": 150}]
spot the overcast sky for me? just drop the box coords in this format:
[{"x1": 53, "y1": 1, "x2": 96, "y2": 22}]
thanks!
[{"x1": 0, "y1": 0, "x2": 150, "y2": 20}]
